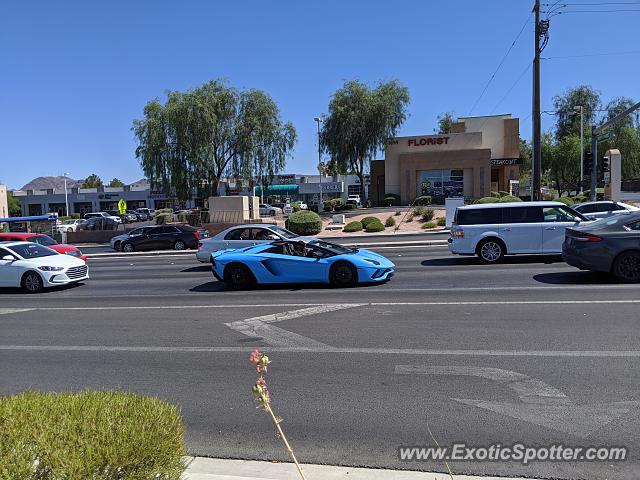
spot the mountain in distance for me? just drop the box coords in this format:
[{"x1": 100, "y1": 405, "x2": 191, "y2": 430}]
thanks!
[{"x1": 20, "y1": 176, "x2": 81, "y2": 190}]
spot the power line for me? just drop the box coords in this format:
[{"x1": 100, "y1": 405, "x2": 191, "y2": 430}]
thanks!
[
  {"x1": 543, "y1": 50, "x2": 640, "y2": 59},
  {"x1": 545, "y1": 8, "x2": 640, "y2": 12},
  {"x1": 543, "y1": 1, "x2": 640, "y2": 4},
  {"x1": 467, "y1": 11, "x2": 533, "y2": 116}
]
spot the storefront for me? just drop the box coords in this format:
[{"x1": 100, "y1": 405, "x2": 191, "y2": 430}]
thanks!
[{"x1": 379, "y1": 114, "x2": 521, "y2": 205}]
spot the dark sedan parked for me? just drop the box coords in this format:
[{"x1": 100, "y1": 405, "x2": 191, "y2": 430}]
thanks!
[
  {"x1": 563, "y1": 211, "x2": 640, "y2": 282},
  {"x1": 118, "y1": 225, "x2": 201, "y2": 252}
]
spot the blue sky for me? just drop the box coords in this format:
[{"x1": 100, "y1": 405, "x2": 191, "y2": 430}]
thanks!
[{"x1": 1, "y1": 0, "x2": 639, "y2": 189}]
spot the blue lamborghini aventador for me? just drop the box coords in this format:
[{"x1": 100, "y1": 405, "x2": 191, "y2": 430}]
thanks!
[{"x1": 211, "y1": 238, "x2": 394, "y2": 289}]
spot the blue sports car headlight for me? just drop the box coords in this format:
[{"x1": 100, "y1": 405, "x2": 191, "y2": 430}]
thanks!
[{"x1": 363, "y1": 258, "x2": 380, "y2": 265}]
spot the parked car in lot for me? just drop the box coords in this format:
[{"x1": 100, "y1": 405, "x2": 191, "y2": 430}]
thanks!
[
  {"x1": 56, "y1": 218, "x2": 86, "y2": 233},
  {"x1": 449, "y1": 201, "x2": 590, "y2": 263},
  {"x1": 259, "y1": 204, "x2": 282, "y2": 216},
  {"x1": 135, "y1": 208, "x2": 154, "y2": 220},
  {"x1": 0, "y1": 241, "x2": 89, "y2": 293},
  {"x1": 211, "y1": 238, "x2": 394, "y2": 289},
  {"x1": 293, "y1": 202, "x2": 308, "y2": 210},
  {"x1": 115, "y1": 224, "x2": 202, "y2": 252},
  {"x1": 0, "y1": 232, "x2": 87, "y2": 261},
  {"x1": 105, "y1": 210, "x2": 138, "y2": 223},
  {"x1": 196, "y1": 224, "x2": 299, "y2": 263},
  {"x1": 84, "y1": 212, "x2": 121, "y2": 223},
  {"x1": 572, "y1": 201, "x2": 639, "y2": 220},
  {"x1": 346, "y1": 195, "x2": 362, "y2": 207},
  {"x1": 79, "y1": 217, "x2": 119, "y2": 231},
  {"x1": 563, "y1": 211, "x2": 640, "y2": 282}
]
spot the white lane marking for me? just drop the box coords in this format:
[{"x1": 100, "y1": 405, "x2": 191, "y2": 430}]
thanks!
[
  {"x1": 395, "y1": 365, "x2": 568, "y2": 403},
  {"x1": 225, "y1": 304, "x2": 363, "y2": 347},
  {"x1": 0, "y1": 308, "x2": 33, "y2": 315},
  {"x1": 3, "y1": 345, "x2": 640, "y2": 357},
  {"x1": 9, "y1": 299, "x2": 640, "y2": 312},
  {"x1": 395, "y1": 364, "x2": 640, "y2": 437}
]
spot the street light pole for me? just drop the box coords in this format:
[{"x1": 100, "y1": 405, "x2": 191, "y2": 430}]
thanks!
[
  {"x1": 574, "y1": 106, "x2": 584, "y2": 193},
  {"x1": 314, "y1": 117, "x2": 323, "y2": 213},
  {"x1": 63, "y1": 172, "x2": 70, "y2": 216}
]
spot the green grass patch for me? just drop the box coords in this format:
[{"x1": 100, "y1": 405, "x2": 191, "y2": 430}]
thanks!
[{"x1": 0, "y1": 390, "x2": 186, "y2": 480}]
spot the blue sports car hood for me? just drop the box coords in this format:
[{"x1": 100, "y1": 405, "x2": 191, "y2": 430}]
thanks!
[{"x1": 350, "y1": 248, "x2": 395, "y2": 267}]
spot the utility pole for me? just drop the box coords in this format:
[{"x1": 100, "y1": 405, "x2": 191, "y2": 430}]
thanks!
[
  {"x1": 314, "y1": 117, "x2": 324, "y2": 213},
  {"x1": 574, "y1": 106, "x2": 584, "y2": 193},
  {"x1": 63, "y1": 172, "x2": 70, "y2": 217},
  {"x1": 590, "y1": 101, "x2": 640, "y2": 201},
  {"x1": 531, "y1": 0, "x2": 542, "y2": 201}
]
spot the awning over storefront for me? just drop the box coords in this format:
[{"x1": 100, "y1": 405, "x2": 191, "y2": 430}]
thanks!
[{"x1": 254, "y1": 184, "x2": 299, "y2": 195}]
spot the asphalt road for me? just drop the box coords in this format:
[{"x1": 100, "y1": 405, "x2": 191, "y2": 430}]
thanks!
[{"x1": 1, "y1": 246, "x2": 639, "y2": 480}]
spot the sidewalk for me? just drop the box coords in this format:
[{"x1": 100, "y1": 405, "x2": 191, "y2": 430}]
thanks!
[{"x1": 184, "y1": 458, "x2": 542, "y2": 480}]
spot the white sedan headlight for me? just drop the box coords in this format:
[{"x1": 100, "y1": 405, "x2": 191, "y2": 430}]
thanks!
[{"x1": 38, "y1": 266, "x2": 65, "y2": 271}]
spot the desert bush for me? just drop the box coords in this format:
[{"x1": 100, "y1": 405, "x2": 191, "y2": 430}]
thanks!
[
  {"x1": 343, "y1": 221, "x2": 363, "y2": 232},
  {"x1": 383, "y1": 193, "x2": 400, "y2": 207},
  {"x1": 476, "y1": 196, "x2": 499, "y2": 204},
  {"x1": 285, "y1": 210, "x2": 322, "y2": 235},
  {"x1": 155, "y1": 213, "x2": 172, "y2": 225},
  {"x1": 361, "y1": 216, "x2": 381, "y2": 228},
  {"x1": 421, "y1": 208, "x2": 435, "y2": 222},
  {"x1": 385, "y1": 216, "x2": 396, "y2": 227},
  {"x1": 490, "y1": 191, "x2": 501, "y2": 198},
  {"x1": 395, "y1": 210, "x2": 402, "y2": 216},
  {"x1": 421, "y1": 221, "x2": 437, "y2": 229},
  {"x1": 413, "y1": 195, "x2": 432, "y2": 206},
  {"x1": 436, "y1": 217, "x2": 446, "y2": 226},
  {"x1": 497, "y1": 196, "x2": 523, "y2": 203},
  {"x1": 329, "y1": 198, "x2": 344, "y2": 210},
  {"x1": 0, "y1": 390, "x2": 186, "y2": 480},
  {"x1": 365, "y1": 220, "x2": 385, "y2": 232},
  {"x1": 498, "y1": 191, "x2": 510, "y2": 197},
  {"x1": 556, "y1": 196, "x2": 575, "y2": 206}
]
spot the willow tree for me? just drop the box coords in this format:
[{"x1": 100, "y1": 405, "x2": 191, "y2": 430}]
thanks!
[
  {"x1": 320, "y1": 79, "x2": 410, "y2": 201},
  {"x1": 133, "y1": 80, "x2": 296, "y2": 199}
]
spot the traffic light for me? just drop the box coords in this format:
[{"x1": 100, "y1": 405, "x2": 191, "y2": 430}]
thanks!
[
  {"x1": 602, "y1": 156, "x2": 610, "y2": 173},
  {"x1": 584, "y1": 151, "x2": 593, "y2": 175}
]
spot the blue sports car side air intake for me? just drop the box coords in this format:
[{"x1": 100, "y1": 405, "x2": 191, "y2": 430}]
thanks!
[{"x1": 211, "y1": 239, "x2": 395, "y2": 289}]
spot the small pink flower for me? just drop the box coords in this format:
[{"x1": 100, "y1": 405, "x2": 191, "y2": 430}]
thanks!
[{"x1": 249, "y1": 350, "x2": 262, "y2": 365}]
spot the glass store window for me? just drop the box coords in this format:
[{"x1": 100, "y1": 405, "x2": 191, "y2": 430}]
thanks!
[{"x1": 417, "y1": 169, "x2": 464, "y2": 198}]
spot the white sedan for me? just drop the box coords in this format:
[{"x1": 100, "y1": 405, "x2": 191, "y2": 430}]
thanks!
[
  {"x1": 56, "y1": 219, "x2": 86, "y2": 233},
  {"x1": 196, "y1": 224, "x2": 299, "y2": 263},
  {"x1": 0, "y1": 241, "x2": 89, "y2": 293}
]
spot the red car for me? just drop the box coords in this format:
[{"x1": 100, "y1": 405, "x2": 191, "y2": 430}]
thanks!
[{"x1": 0, "y1": 233, "x2": 88, "y2": 262}]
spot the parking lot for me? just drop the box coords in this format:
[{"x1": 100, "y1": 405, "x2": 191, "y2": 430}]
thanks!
[{"x1": 1, "y1": 245, "x2": 639, "y2": 479}]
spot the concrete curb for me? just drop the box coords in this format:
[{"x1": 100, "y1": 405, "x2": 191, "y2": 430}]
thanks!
[
  {"x1": 184, "y1": 457, "x2": 544, "y2": 480},
  {"x1": 86, "y1": 241, "x2": 450, "y2": 258}
]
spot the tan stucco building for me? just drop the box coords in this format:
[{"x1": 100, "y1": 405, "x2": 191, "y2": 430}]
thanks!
[{"x1": 370, "y1": 114, "x2": 521, "y2": 205}]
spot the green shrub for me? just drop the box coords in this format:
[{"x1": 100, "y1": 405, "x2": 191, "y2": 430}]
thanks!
[
  {"x1": 383, "y1": 193, "x2": 400, "y2": 207},
  {"x1": 285, "y1": 210, "x2": 322, "y2": 235},
  {"x1": 365, "y1": 220, "x2": 385, "y2": 232},
  {"x1": 571, "y1": 195, "x2": 588, "y2": 203},
  {"x1": 329, "y1": 198, "x2": 344, "y2": 210},
  {"x1": 155, "y1": 213, "x2": 172, "y2": 224},
  {"x1": 395, "y1": 210, "x2": 402, "y2": 216},
  {"x1": 421, "y1": 208, "x2": 435, "y2": 222},
  {"x1": 497, "y1": 196, "x2": 523, "y2": 203},
  {"x1": 341, "y1": 203, "x2": 357, "y2": 210},
  {"x1": 556, "y1": 196, "x2": 575, "y2": 206},
  {"x1": 490, "y1": 191, "x2": 501, "y2": 198},
  {"x1": 385, "y1": 216, "x2": 396, "y2": 227},
  {"x1": 343, "y1": 221, "x2": 363, "y2": 232},
  {"x1": 361, "y1": 216, "x2": 381, "y2": 228},
  {"x1": 413, "y1": 195, "x2": 432, "y2": 206},
  {"x1": 421, "y1": 221, "x2": 437, "y2": 229},
  {"x1": 291, "y1": 203, "x2": 301, "y2": 212},
  {"x1": 476, "y1": 196, "x2": 499, "y2": 204},
  {"x1": 322, "y1": 201, "x2": 333, "y2": 212},
  {"x1": 542, "y1": 193, "x2": 556, "y2": 201},
  {"x1": 498, "y1": 191, "x2": 510, "y2": 197},
  {"x1": 0, "y1": 390, "x2": 186, "y2": 480},
  {"x1": 71, "y1": 213, "x2": 81, "y2": 219},
  {"x1": 437, "y1": 217, "x2": 446, "y2": 226},
  {"x1": 412, "y1": 206, "x2": 425, "y2": 217}
]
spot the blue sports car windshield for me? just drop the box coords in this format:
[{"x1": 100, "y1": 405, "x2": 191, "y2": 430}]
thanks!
[{"x1": 309, "y1": 239, "x2": 355, "y2": 254}]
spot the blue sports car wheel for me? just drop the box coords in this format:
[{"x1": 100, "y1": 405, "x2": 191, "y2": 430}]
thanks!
[
  {"x1": 224, "y1": 263, "x2": 255, "y2": 289},
  {"x1": 330, "y1": 261, "x2": 357, "y2": 288}
]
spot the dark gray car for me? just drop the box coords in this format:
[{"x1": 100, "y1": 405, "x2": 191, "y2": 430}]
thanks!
[{"x1": 562, "y1": 211, "x2": 640, "y2": 282}]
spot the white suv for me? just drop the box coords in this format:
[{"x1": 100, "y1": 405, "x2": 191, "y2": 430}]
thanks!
[
  {"x1": 84, "y1": 212, "x2": 122, "y2": 223},
  {"x1": 449, "y1": 201, "x2": 589, "y2": 263}
]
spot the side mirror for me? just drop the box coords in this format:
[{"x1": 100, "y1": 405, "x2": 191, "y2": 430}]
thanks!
[{"x1": 2, "y1": 255, "x2": 15, "y2": 261}]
